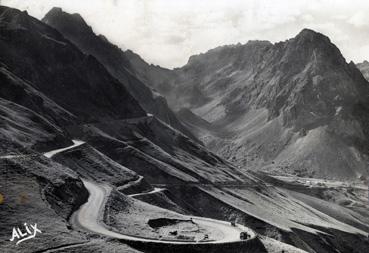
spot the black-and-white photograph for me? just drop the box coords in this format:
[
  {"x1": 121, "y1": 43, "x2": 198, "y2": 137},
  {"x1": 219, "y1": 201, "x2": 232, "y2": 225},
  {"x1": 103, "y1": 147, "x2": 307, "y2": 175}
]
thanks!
[{"x1": 0, "y1": 0, "x2": 368, "y2": 252}]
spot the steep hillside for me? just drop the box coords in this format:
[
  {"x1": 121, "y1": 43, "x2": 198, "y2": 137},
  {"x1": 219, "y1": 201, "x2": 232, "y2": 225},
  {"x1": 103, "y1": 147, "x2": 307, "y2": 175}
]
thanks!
[
  {"x1": 0, "y1": 6, "x2": 145, "y2": 123},
  {"x1": 66, "y1": 116, "x2": 252, "y2": 185},
  {"x1": 0, "y1": 6, "x2": 146, "y2": 252},
  {"x1": 42, "y1": 7, "x2": 197, "y2": 141},
  {"x1": 0, "y1": 149, "x2": 88, "y2": 252},
  {"x1": 124, "y1": 49, "x2": 177, "y2": 95},
  {"x1": 0, "y1": 64, "x2": 76, "y2": 126},
  {"x1": 141, "y1": 29, "x2": 369, "y2": 181},
  {"x1": 0, "y1": 98, "x2": 72, "y2": 154}
]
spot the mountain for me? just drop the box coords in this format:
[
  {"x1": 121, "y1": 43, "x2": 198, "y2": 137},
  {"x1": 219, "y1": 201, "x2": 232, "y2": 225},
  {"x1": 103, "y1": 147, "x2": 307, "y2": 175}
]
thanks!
[
  {"x1": 0, "y1": 6, "x2": 145, "y2": 123},
  {"x1": 1, "y1": 5, "x2": 369, "y2": 253},
  {"x1": 0, "y1": 64, "x2": 76, "y2": 126},
  {"x1": 357, "y1": 60, "x2": 369, "y2": 81},
  {"x1": 0, "y1": 97, "x2": 72, "y2": 154},
  {"x1": 124, "y1": 49, "x2": 177, "y2": 94},
  {"x1": 136, "y1": 29, "x2": 369, "y2": 181},
  {"x1": 42, "y1": 7, "x2": 197, "y2": 142}
]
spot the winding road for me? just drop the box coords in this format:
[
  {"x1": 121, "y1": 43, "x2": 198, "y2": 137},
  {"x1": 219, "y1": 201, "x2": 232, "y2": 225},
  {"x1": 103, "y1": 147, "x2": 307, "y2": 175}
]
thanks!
[
  {"x1": 0, "y1": 140, "x2": 85, "y2": 160},
  {"x1": 44, "y1": 140, "x2": 85, "y2": 158},
  {"x1": 36, "y1": 139, "x2": 257, "y2": 247},
  {"x1": 73, "y1": 180, "x2": 256, "y2": 245}
]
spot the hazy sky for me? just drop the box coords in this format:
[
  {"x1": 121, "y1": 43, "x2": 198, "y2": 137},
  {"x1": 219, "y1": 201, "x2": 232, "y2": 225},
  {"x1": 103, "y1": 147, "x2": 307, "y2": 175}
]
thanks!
[{"x1": 2, "y1": 0, "x2": 369, "y2": 68}]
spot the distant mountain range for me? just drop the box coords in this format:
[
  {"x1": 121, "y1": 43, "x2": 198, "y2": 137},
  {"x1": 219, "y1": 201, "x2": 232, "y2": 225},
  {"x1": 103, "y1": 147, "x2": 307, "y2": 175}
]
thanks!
[{"x1": 126, "y1": 27, "x2": 369, "y2": 181}]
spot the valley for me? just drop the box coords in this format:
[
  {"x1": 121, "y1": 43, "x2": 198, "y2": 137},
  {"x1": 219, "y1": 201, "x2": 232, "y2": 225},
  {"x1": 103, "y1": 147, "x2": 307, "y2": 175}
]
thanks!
[{"x1": 0, "y1": 4, "x2": 368, "y2": 253}]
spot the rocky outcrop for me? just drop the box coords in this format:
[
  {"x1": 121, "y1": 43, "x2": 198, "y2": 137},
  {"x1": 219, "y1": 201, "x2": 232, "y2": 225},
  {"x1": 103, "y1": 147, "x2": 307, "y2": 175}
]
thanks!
[{"x1": 357, "y1": 60, "x2": 369, "y2": 81}]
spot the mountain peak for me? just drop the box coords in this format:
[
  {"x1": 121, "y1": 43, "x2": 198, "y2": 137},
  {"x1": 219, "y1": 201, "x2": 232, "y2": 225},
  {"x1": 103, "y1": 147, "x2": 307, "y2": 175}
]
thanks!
[
  {"x1": 44, "y1": 7, "x2": 84, "y2": 21},
  {"x1": 297, "y1": 28, "x2": 320, "y2": 36},
  {"x1": 43, "y1": 7, "x2": 91, "y2": 35},
  {"x1": 47, "y1": 7, "x2": 63, "y2": 14},
  {"x1": 284, "y1": 28, "x2": 347, "y2": 69},
  {"x1": 0, "y1": 5, "x2": 32, "y2": 25},
  {"x1": 357, "y1": 60, "x2": 369, "y2": 81},
  {"x1": 294, "y1": 28, "x2": 331, "y2": 45}
]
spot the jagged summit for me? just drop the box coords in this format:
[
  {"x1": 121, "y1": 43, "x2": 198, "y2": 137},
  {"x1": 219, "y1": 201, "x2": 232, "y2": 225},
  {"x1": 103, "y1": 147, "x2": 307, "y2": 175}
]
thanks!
[
  {"x1": 292, "y1": 28, "x2": 334, "y2": 52},
  {"x1": 44, "y1": 7, "x2": 87, "y2": 26},
  {"x1": 290, "y1": 28, "x2": 347, "y2": 66},
  {"x1": 0, "y1": 6, "x2": 52, "y2": 33},
  {"x1": 357, "y1": 60, "x2": 369, "y2": 81},
  {"x1": 186, "y1": 40, "x2": 273, "y2": 66},
  {"x1": 43, "y1": 7, "x2": 95, "y2": 38},
  {"x1": 295, "y1": 28, "x2": 328, "y2": 40},
  {"x1": 0, "y1": 5, "x2": 27, "y2": 18}
]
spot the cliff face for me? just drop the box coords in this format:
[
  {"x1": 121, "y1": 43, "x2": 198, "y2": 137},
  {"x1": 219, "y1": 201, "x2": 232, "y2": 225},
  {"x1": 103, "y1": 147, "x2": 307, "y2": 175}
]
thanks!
[{"x1": 167, "y1": 29, "x2": 368, "y2": 125}]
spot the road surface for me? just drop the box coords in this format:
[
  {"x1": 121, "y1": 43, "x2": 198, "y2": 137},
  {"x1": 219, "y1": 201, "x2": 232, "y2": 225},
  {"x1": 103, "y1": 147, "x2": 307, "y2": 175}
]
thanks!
[
  {"x1": 116, "y1": 175, "x2": 144, "y2": 192},
  {"x1": 0, "y1": 154, "x2": 25, "y2": 159},
  {"x1": 1, "y1": 140, "x2": 84, "y2": 160},
  {"x1": 72, "y1": 180, "x2": 256, "y2": 245},
  {"x1": 128, "y1": 187, "x2": 166, "y2": 197},
  {"x1": 44, "y1": 140, "x2": 85, "y2": 158},
  {"x1": 273, "y1": 175, "x2": 367, "y2": 190}
]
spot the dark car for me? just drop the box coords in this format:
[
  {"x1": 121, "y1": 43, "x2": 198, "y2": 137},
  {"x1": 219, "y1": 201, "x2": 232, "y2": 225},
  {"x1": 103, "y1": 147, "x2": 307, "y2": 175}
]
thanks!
[{"x1": 240, "y1": 232, "x2": 249, "y2": 240}]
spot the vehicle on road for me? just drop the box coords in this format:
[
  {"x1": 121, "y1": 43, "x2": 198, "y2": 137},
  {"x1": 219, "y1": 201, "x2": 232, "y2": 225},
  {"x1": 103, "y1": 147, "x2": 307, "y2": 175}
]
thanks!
[{"x1": 240, "y1": 232, "x2": 249, "y2": 240}]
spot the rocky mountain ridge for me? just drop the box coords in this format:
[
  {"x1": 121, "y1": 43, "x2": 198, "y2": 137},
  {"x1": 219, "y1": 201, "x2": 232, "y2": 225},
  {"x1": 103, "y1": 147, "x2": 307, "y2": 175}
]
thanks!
[{"x1": 128, "y1": 28, "x2": 369, "y2": 181}]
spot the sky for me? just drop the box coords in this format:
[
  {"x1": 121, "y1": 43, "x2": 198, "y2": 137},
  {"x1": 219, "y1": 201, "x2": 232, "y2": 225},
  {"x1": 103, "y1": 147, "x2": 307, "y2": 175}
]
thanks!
[{"x1": 2, "y1": 0, "x2": 369, "y2": 68}]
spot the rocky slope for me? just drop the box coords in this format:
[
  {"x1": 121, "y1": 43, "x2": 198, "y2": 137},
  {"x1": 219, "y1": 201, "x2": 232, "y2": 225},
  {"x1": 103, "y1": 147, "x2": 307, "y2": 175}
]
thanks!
[
  {"x1": 0, "y1": 152, "x2": 88, "y2": 252},
  {"x1": 0, "y1": 6, "x2": 147, "y2": 252},
  {"x1": 0, "y1": 97, "x2": 72, "y2": 154},
  {"x1": 42, "y1": 7, "x2": 197, "y2": 142},
  {"x1": 357, "y1": 60, "x2": 369, "y2": 81},
  {"x1": 0, "y1": 64, "x2": 76, "y2": 126},
  {"x1": 138, "y1": 29, "x2": 369, "y2": 181}
]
